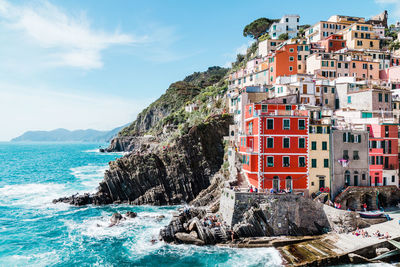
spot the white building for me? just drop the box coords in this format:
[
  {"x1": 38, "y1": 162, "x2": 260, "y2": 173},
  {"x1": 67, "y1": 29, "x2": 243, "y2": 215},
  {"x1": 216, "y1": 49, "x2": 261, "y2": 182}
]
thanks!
[{"x1": 269, "y1": 15, "x2": 300, "y2": 39}]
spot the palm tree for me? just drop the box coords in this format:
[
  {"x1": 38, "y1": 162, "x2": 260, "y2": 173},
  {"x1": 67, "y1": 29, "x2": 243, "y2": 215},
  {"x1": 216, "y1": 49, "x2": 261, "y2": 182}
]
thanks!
[{"x1": 389, "y1": 40, "x2": 400, "y2": 52}]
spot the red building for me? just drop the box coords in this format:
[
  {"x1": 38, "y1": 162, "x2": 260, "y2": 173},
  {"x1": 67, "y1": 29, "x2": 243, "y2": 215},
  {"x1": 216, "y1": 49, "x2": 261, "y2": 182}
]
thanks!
[
  {"x1": 368, "y1": 124, "x2": 399, "y2": 186},
  {"x1": 318, "y1": 34, "x2": 346, "y2": 53},
  {"x1": 238, "y1": 103, "x2": 309, "y2": 192}
]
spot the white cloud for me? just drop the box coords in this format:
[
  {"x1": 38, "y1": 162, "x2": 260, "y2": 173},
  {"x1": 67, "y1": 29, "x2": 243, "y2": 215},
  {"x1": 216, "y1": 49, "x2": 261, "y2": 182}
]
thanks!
[
  {"x1": 0, "y1": 83, "x2": 152, "y2": 141},
  {"x1": 222, "y1": 41, "x2": 254, "y2": 68},
  {"x1": 0, "y1": 0, "x2": 140, "y2": 69},
  {"x1": 375, "y1": 0, "x2": 400, "y2": 18}
]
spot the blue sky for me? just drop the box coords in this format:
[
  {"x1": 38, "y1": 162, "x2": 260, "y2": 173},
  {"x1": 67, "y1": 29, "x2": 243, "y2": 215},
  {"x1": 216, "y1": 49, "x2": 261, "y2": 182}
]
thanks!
[{"x1": 0, "y1": 0, "x2": 399, "y2": 140}]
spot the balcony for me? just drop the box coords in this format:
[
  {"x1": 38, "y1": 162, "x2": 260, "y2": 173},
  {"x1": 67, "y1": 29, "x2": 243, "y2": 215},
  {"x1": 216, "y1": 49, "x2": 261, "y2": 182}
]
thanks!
[
  {"x1": 384, "y1": 164, "x2": 397, "y2": 170},
  {"x1": 259, "y1": 109, "x2": 308, "y2": 117}
]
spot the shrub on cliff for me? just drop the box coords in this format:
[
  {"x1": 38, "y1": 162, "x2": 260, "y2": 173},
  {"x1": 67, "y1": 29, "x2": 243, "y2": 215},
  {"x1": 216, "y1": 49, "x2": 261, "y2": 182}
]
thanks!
[{"x1": 118, "y1": 67, "x2": 228, "y2": 137}]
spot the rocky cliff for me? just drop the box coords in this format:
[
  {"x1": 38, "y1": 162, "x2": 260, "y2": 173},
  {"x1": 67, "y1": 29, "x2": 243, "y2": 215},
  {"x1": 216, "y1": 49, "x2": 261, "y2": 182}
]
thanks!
[
  {"x1": 105, "y1": 66, "x2": 228, "y2": 152},
  {"x1": 54, "y1": 114, "x2": 233, "y2": 205}
]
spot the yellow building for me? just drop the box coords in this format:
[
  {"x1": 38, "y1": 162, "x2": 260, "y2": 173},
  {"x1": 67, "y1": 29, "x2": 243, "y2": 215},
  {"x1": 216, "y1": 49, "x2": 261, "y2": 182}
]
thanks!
[
  {"x1": 308, "y1": 125, "x2": 331, "y2": 196},
  {"x1": 341, "y1": 23, "x2": 380, "y2": 50}
]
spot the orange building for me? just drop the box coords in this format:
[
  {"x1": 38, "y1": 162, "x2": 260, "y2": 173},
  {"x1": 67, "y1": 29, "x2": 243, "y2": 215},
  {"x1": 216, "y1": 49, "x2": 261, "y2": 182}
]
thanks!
[{"x1": 270, "y1": 44, "x2": 298, "y2": 84}]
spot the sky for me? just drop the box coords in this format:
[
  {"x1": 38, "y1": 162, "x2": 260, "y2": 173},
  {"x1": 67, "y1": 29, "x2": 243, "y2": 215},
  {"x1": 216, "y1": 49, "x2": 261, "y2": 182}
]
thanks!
[{"x1": 0, "y1": 0, "x2": 399, "y2": 141}]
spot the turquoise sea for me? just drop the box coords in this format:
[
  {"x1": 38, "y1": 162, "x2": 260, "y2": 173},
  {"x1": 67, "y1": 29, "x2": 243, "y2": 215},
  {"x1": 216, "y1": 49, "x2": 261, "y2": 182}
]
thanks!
[{"x1": 0, "y1": 142, "x2": 283, "y2": 266}]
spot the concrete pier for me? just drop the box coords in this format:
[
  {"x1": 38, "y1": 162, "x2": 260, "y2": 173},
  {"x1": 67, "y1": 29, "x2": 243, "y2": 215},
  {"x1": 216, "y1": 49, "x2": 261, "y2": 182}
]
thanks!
[{"x1": 279, "y1": 209, "x2": 400, "y2": 265}]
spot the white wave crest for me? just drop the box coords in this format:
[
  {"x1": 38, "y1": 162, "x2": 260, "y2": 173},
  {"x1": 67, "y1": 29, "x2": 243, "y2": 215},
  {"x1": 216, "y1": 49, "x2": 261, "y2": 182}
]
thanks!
[
  {"x1": 70, "y1": 164, "x2": 108, "y2": 192},
  {"x1": 0, "y1": 183, "x2": 70, "y2": 208}
]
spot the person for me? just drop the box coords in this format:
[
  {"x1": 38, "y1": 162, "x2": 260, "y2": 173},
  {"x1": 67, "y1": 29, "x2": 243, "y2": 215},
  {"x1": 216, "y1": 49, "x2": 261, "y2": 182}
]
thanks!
[
  {"x1": 255, "y1": 187, "x2": 258, "y2": 193},
  {"x1": 384, "y1": 232, "x2": 391, "y2": 239},
  {"x1": 362, "y1": 203, "x2": 367, "y2": 212},
  {"x1": 250, "y1": 186, "x2": 253, "y2": 193}
]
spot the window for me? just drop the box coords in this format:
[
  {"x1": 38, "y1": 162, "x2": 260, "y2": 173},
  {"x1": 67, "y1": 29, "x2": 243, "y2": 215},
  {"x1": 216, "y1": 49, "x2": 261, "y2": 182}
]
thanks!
[
  {"x1": 343, "y1": 150, "x2": 349, "y2": 160},
  {"x1": 311, "y1": 141, "x2": 317, "y2": 150},
  {"x1": 267, "y1": 156, "x2": 274, "y2": 167},
  {"x1": 331, "y1": 61, "x2": 334, "y2": 67},
  {"x1": 267, "y1": 119, "x2": 274, "y2": 129},
  {"x1": 392, "y1": 176, "x2": 395, "y2": 183},
  {"x1": 311, "y1": 159, "x2": 317, "y2": 168},
  {"x1": 283, "y1": 138, "x2": 290, "y2": 148},
  {"x1": 324, "y1": 159, "x2": 329, "y2": 168},
  {"x1": 353, "y1": 150, "x2": 359, "y2": 160},
  {"x1": 289, "y1": 48, "x2": 294, "y2": 53},
  {"x1": 267, "y1": 137, "x2": 274, "y2": 148},
  {"x1": 385, "y1": 94, "x2": 388, "y2": 102},
  {"x1": 299, "y1": 157, "x2": 306, "y2": 167},
  {"x1": 289, "y1": 66, "x2": 293, "y2": 71},
  {"x1": 322, "y1": 141, "x2": 327, "y2": 150},
  {"x1": 324, "y1": 87, "x2": 327, "y2": 93},
  {"x1": 283, "y1": 119, "x2": 290, "y2": 130},
  {"x1": 298, "y1": 55, "x2": 302, "y2": 60},
  {"x1": 331, "y1": 87, "x2": 335, "y2": 93},
  {"x1": 338, "y1": 63, "x2": 342, "y2": 68},
  {"x1": 370, "y1": 156, "x2": 375, "y2": 165},
  {"x1": 348, "y1": 96, "x2": 351, "y2": 104},
  {"x1": 343, "y1": 132, "x2": 348, "y2": 142},
  {"x1": 378, "y1": 93, "x2": 382, "y2": 102},
  {"x1": 299, "y1": 138, "x2": 305, "y2": 148},
  {"x1": 325, "y1": 99, "x2": 328, "y2": 104},
  {"x1": 289, "y1": 56, "x2": 294, "y2": 61},
  {"x1": 362, "y1": 174, "x2": 366, "y2": 180},
  {"x1": 298, "y1": 120, "x2": 305, "y2": 130},
  {"x1": 283, "y1": 156, "x2": 290, "y2": 167},
  {"x1": 352, "y1": 62, "x2": 356, "y2": 68}
]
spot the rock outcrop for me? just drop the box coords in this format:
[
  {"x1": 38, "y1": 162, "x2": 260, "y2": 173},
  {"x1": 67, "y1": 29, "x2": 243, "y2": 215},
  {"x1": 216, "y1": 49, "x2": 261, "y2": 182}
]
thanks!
[
  {"x1": 160, "y1": 191, "x2": 386, "y2": 246},
  {"x1": 54, "y1": 114, "x2": 233, "y2": 206}
]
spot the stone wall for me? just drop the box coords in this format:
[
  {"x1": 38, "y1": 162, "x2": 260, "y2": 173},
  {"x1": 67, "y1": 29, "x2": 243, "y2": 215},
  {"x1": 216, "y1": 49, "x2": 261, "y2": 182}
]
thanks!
[
  {"x1": 334, "y1": 185, "x2": 400, "y2": 211},
  {"x1": 220, "y1": 188, "x2": 378, "y2": 237}
]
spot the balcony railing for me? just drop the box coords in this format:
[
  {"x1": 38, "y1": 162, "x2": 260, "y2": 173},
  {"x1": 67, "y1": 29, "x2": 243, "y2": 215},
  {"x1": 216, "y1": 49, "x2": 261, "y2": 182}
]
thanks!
[{"x1": 258, "y1": 110, "x2": 308, "y2": 117}]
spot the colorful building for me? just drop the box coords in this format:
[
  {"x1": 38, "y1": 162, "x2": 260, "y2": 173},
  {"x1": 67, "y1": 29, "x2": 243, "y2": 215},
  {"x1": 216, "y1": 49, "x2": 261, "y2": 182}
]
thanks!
[
  {"x1": 269, "y1": 14, "x2": 300, "y2": 39},
  {"x1": 368, "y1": 124, "x2": 399, "y2": 186},
  {"x1": 308, "y1": 124, "x2": 331, "y2": 195},
  {"x1": 239, "y1": 103, "x2": 309, "y2": 193}
]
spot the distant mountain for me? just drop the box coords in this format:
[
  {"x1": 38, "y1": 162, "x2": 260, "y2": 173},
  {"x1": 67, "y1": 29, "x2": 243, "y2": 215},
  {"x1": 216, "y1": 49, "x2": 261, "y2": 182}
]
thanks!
[{"x1": 11, "y1": 125, "x2": 126, "y2": 142}]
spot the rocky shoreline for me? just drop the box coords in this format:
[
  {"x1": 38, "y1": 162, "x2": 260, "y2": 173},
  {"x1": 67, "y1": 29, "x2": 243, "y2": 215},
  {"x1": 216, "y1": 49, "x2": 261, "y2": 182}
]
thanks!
[{"x1": 54, "y1": 114, "x2": 233, "y2": 206}]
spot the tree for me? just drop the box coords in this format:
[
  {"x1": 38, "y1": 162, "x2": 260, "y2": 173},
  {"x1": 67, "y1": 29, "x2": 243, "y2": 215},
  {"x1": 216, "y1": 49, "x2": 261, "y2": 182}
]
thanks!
[
  {"x1": 297, "y1": 24, "x2": 311, "y2": 38},
  {"x1": 389, "y1": 40, "x2": 400, "y2": 51},
  {"x1": 278, "y1": 33, "x2": 289, "y2": 40},
  {"x1": 243, "y1": 18, "x2": 277, "y2": 39}
]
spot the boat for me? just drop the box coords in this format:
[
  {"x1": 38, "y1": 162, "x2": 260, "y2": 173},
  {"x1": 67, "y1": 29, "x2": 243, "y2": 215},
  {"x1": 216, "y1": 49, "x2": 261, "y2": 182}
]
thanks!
[{"x1": 358, "y1": 210, "x2": 384, "y2": 218}]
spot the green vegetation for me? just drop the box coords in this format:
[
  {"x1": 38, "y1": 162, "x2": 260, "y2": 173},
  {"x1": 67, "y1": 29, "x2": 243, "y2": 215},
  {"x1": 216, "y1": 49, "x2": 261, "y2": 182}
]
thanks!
[
  {"x1": 230, "y1": 42, "x2": 258, "y2": 71},
  {"x1": 278, "y1": 33, "x2": 289, "y2": 40},
  {"x1": 297, "y1": 24, "x2": 311, "y2": 38},
  {"x1": 119, "y1": 66, "x2": 228, "y2": 137},
  {"x1": 385, "y1": 26, "x2": 398, "y2": 40},
  {"x1": 389, "y1": 40, "x2": 400, "y2": 51},
  {"x1": 243, "y1": 18, "x2": 278, "y2": 39}
]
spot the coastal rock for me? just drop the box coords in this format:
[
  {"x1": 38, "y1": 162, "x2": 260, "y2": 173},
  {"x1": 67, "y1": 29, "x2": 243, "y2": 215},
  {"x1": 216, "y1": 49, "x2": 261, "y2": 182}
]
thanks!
[
  {"x1": 109, "y1": 212, "x2": 124, "y2": 227},
  {"x1": 174, "y1": 232, "x2": 205, "y2": 245},
  {"x1": 125, "y1": 211, "x2": 137, "y2": 218},
  {"x1": 54, "y1": 115, "x2": 232, "y2": 206}
]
